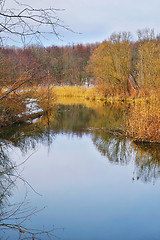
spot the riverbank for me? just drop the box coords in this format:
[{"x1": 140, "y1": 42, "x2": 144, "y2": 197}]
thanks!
[
  {"x1": 53, "y1": 86, "x2": 160, "y2": 144},
  {"x1": 0, "y1": 86, "x2": 55, "y2": 128},
  {"x1": 0, "y1": 85, "x2": 159, "y2": 144},
  {"x1": 53, "y1": 85, "x2": 159, "y2": 103}
]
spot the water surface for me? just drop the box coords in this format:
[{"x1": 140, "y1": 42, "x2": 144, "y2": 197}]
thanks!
[{"x1": 0, "y1": 103, "x2": 160, "y2": 240}]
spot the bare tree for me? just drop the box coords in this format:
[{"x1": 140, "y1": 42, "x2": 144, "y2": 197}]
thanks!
[
  {"x1": 0, "y1": 0, "x2": 70, "y2": 45},
  {"x1": 0, "y1": 2, "x2": 67, "y2": 238},
  {"x1": 0, "y1": 0, "x2": 71, "y2": 124}
]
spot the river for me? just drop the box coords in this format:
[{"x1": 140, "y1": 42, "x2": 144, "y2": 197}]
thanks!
[{"x1": 0, "y1": 101, "x2": 160, "y2": 240}]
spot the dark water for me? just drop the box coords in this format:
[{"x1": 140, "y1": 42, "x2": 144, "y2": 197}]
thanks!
[{"x1": 0, "y1": 103, "x2": 160, "y2": 240}]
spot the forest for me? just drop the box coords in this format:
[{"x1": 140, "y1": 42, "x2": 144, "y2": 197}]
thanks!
[
  {"x1": 0, "y1": 43, "x2": 98, "y2": 87},
  {"x1": 0, "y1": 29, "x2": 160, "y2": 143},
  {"x1": 1, "y1": 29, "x2": 160, "y2": 93},
  {"x1": 87, "y1": 30, "x2": 160, "y2": 97}
]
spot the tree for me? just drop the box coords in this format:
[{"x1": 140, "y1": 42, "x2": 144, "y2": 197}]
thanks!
[
  {"x1": 87, "y1": 32, "x2": 132, "y2": 96},
  {"x1": 0, "y1": 0, "x2": 70, "y2": 46},
  {"x1": 30, "y1": 44, "x2": 97, "y2": 86},
  {"x1": 0, "y1": 0, "x2": 70, "y2": 119},
  {"x1": 136, "y1": 30, "x2": 160, "y2": 92}
]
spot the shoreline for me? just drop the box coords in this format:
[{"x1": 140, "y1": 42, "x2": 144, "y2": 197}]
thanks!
[{"x1": 0, "y1": 85, "x2": 159, "y2": 144}]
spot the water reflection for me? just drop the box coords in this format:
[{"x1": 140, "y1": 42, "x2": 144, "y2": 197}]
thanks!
[
  {"x1": 132, "y1": 143, "x2": 160, "y2": 183},
  {"x1": 52, "y1": 103, "x2": 160, "y2": 183},
  {"x1": 0, "y1": 102, "x2": 160, "y2": 239},
  {"x1": 0, "y1": 144, "x2": 15, "y2": 204},
  {"x1": 92, "y1": 130, "x2": 160, "y2": 183},
  {"x1": 92, "y1": 132, "x2": 132, "y2": 165},
  {"x1": 0, "y1": 103, "x2": 159, "y2": 183},
  {"x1": 0, "y1": 117, "x2": 57, "y2": 238}
]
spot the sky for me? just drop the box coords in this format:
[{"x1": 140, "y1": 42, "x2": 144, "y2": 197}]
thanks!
[{"x1": 5, "y1": 0, "x2": 160, "y2": 46}]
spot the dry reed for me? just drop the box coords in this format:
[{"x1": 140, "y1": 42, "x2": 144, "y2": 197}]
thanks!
[{"x1": 126, "y1": 101, "x2": 160, "y2": 143}]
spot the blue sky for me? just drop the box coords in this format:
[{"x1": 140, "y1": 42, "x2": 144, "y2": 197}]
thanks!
[{"x1": 6, "y1": 0, "x2": 160, "y2": 46}]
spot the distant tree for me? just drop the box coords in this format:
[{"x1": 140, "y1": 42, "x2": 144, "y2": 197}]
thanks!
[
  {"x1": 0, "y1": 48, "x2": 15, "y2": 89},
  {"x1": 30, "y1": 44, "x2": 97, "y2": 86},
  {"x1": 0, "y1": 0, "x2": 70, "y2": 99}
]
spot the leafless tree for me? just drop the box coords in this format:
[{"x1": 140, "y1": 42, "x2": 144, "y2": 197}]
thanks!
[
  {"x1": 0, "y1": 0, "x2": 71, "y2": 45},
  {"x1": 0, "y1": 0, "x2": 70, "y2": 122}
]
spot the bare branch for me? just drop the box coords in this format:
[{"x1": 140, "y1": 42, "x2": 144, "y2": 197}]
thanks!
[{"x1": 0, "y1": 0, "x2": 71, "y2": 45}]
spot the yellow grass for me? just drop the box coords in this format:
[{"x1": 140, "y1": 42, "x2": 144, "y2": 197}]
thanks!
[
  {"x1": 52, "y1": 86, "x2": 160, "y2": 143},
  {"x1": 52, "y1": 85, "x2": 132, "y2": 102},
  {"x1": 126, "y1": 101, "x2": 160, "y2": 143},
  {"x1": 1, "y1": 84, "x2": 159, "y2": 143},
  {"x1": 52, "y1": 85, "x2": 160, "y2": 104},
  {"x1": 52, "y1": 85, "x2": 106, "y2": 100}
]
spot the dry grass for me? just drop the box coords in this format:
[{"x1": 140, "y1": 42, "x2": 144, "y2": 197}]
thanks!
[
  {"x1": 53, "y1": 85, "x2": 160, "y2": 143},
  {"x1": 53, "y1": 85, "x2": 160, "y2": 103},
  {"x1": 52, "y1": 85, "x2": 133, "y2": 101},
  {"x1": 1, "y1": 84, "x2": 159, "y2": 143},
  {"x1": 126, "y1": 101, "x2": 160, "y2": 143},
  {"x1": 52, "y1": 85, "x2": 106, "y2": 100}
]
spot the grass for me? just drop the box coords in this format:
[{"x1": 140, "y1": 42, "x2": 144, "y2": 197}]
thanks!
[
  {"x1": 1, "y1": 84, "x2": 159, "y2": 143},
  {"x1": 52, "y1": 85, "x2": 106, "y2": 101},
  {"x1": 52, "y1": 85, "x2": 160, "y2": 103},
  {"x1": 52, "y1": 85, "x2": 160, "y2": 143},
  {"x1": 126, "y1": 101, "x2": 160, "y2": 143}
]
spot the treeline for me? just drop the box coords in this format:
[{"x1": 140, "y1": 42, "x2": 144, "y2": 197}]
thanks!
[
  {"x1": 87, "y1": 29, "x2": 160, "y2": 97},
  {"x1": 0, "y1": 43, "x2": 98, "y2": 89},
  {"x1": 1, "y1": 29, "x2": 160, "y2": 98},
  {"x1": 0, "y1": 43, "x2": 98, "y2": 127}
]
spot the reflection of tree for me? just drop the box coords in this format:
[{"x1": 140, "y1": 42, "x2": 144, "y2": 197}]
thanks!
[
  {"x1": 1, "y1": 103, "x2": 159, "y2": 186},
  {"x1": 0, "y1": 142, "x2": 57, "y2": 239},
  {"x1": 132, "y1": 143, "x2": 160, "y2": 183},
  {"x1": 92, "y1": 129, "x2": 160, "y2": 183},
  {"x1": 49, "y1": 103, "x2": 125, "y2": 138},
  {"x1": 51, "y1": 104, "x2": 98, "y2": 137},
  {"x1": 0, "y1": 111, "x2": 57, "y2": 213},
  {"x1": 0, "y1": 116, "x2": 57, "y2": 239},
  {"x1": 0, "y1": 112, "x2": 55, "y2": 154},
  {"x1": 0, "y1": 102, "x2": 160, "y2": 238},
  {"x1": 46, "y1": 104, "x2": 160, "y2": 184},
  {"x1": 0, "y1": 144, "x2": 15, "y2": 205},
  {"x1": 92, "y1": 131, "x2": 132, "y2": 165}
]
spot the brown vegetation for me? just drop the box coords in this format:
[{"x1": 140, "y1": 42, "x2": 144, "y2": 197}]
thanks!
[
  {"x1": 0, "y1": 29, "x2": 160, "y2": 143},
  {"x1": 126, "y1": 101, "x2": 160, "y2": 143}
]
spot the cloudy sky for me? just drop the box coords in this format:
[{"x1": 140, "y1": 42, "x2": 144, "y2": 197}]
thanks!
[{"x1": 6, "y1": 0, "x2": 160, "y2": 46}]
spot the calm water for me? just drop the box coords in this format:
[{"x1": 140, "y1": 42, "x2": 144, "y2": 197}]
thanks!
[{"x1": 0, "y1": 103, "x2": 160, "y2": 240}]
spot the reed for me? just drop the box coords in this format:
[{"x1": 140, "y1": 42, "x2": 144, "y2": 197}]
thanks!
[
  {"x1": 1, "y1": 84, "x2": 159, "y2": 143},
  {"x1": 52, "y1": 85, "x2": 106, "y2": 100},
  {"x1": 52, "y1": 85, "x2": 160, "y2": 143},
  {"x1": 52, "y1": 85, "x2": 159, "y2": 103},
  {"x1": 126, "y1": 101, "x2": 160, "y2": 143}
]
